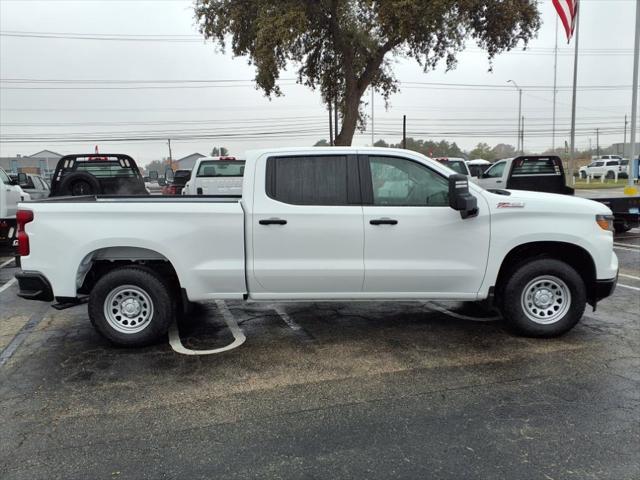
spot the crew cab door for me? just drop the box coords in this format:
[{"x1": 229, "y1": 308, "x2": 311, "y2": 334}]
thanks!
[
  {"x1": 250, "y1": 154, "x2": 364, "y2": 296},
  {"x1": 360, "y1": 154, "x2": 490, "y2": 296},
  {"x1": 476, "y1": 160, "x2": 508, "y2": 189}
]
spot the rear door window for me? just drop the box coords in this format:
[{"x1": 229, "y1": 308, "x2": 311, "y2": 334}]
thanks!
[
  {"x1": 511, "y1": 158, "x2": 561, "y2": 176},
  {"x1": 266, "y1": 155, "x2": 358, "y2": 205},
  {"x1": 197, "y1": 161, "x2": 245, "y2": 177}
]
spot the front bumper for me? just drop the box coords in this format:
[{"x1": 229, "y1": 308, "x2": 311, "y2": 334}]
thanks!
[
  {"x1": 15, "y1": 271, "x2": 54, "y2": 301},
  {"x1": 593, "y1": 275, "x2": 618, "y2": 303}
]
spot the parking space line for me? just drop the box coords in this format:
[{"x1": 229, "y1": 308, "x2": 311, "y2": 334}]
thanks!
[
  {"x1": 0, "y1": 258, "x2": 15, "y2": 269},
  {"x1": 619, "y1": 273, "x2": 640, "y2": 281},
  {"x1": 614, "y1": 245, "x2": 640, "y2": 252},
  {"x1": 618, "y1": 283, "x2": 640, "y2": 292},
  {"x1": 0, "y1": 305, "x2": 48, "y2": 368},
  {"x1": 0, "y1": 277, "x2": 17, "y2": 294},
  {"x1": 426, "y1": 302, "x2": 501, "y2": 322},
  {"x1": 273, "y1": 305, "x2": 315, "y2": 342},
  {"x1": 168, "y1": 300, "x2": 246, "y2": 355}
]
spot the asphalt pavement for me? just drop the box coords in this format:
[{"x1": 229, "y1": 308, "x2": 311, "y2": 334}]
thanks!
[{"x1": 0, "y1": 232, "x2": 639, "y2": 480}]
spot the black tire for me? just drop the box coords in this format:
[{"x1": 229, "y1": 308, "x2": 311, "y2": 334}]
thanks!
[
  {"x1": 614, "y1": 223, "x2": 632, "y2": 234},
  {"x1": 605, "y1": 170, "x2": 615, "y2": 179},
  {"x1": 58, "y1": 172, "x2": 101, "y2": 196},
  {"x1": 500, "y1": 258, "x2": 586, "y2": 337},
  {"x1": 580, "y1": 171, "x2": 586, "y2": 179},
  {"x1": 88, "y1": 266, "x2": 175, "y2": 347}
]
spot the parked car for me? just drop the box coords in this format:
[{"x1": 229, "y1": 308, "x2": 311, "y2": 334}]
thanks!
[
  {"x1": 579, "y1": 158, "x2": 626, "y2": 179},
  {"x1": 15, "y1": 147, "x2": 617, "y2": 347},
  {"x1": 49, "y1": 154, "x2": 148, "y2": 197},
  {"x1": 162, "y1": 169, "x2": 191, "y2": 195},
  {"x1": 0, "y1": 166, "x2": 31, "y2": 247},
  {"x1": 476, "y1": 155, "x2": 638, "y2": 233},
  {"x1": 434, "y1": 157, "x2": 471, "y2": 176},
  {"x1": 182, "y1": 156, "x2": 245, "y2": 196},
  {"x1": 14, "y1": 173, "x2": 51, "y2": 200}
]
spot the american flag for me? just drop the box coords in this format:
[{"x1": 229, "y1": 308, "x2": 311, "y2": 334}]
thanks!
[{"x1": 553, "y1": 0, "x2": 579, "y2": 43}]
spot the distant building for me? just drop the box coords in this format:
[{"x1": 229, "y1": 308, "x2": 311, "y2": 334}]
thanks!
[
  {"x1": 174, "y1": 153, "x2": 205, "y2": 170},
  {"x1": 610, "y1": 143, "x2": 640, "y2": 157},
  {"x1": 0, "y1": 149, "x2": 62, "y2": 176}
]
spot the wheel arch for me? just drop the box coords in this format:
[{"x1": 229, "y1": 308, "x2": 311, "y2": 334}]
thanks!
[
  {"x1": 494, "y1": 241, "x2": 597, "y2": 306},
  {"x1": 76, "y1": 246, "x2": 182, "y2": 296}
]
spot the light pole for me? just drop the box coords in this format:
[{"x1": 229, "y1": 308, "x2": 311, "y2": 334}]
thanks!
[{"x1": 508, "y1": 80, "x2": 523, "y2": 154}]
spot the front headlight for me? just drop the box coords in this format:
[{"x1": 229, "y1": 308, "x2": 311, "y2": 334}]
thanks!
[{"x1": 596, "y1": 214, "x2": 614, "y2": 232}]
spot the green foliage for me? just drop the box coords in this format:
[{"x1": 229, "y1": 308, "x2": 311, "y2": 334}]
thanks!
[
  {"x1": 490, "y1": 143, "x2": 516, "y2": 160},
  {"x1": 469, "y1": 142, "x2": 495, "y2": 161},
  {"x1": 211, "y1": 146, "x2": 229, "y2": 156},
  {"x1": 195, "y1": 0, "x2": 541, "y2": 145}
]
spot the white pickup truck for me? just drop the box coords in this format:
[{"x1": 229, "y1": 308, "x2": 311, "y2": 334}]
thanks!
[
  {"x1": 1, "y1": 166, "x2": 31, "y2": 247},
  {"x1": 181, "y1": 156, "x2": 245, "y2": 196},
  {"x1": 15, "y1": 147, "x2": 618, "y2": 347}
]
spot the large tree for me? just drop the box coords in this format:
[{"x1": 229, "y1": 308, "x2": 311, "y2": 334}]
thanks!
[{"x1": 195, "y1": 1, "x2": 540, "y2": 145}]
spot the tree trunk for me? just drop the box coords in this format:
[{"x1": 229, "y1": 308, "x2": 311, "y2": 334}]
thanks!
[{"x1": 334, "y1": 92, "x2": 361, "y2": 146}]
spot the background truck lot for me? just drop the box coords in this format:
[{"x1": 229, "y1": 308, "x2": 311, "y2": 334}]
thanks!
[{"x1": 0, "y1": 232, "x2": 639, "y2": 480}]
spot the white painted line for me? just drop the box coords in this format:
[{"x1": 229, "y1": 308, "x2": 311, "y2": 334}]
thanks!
[
  {"x1": 614, "y1": 245, "x2": 640, "y2": 253},
  {"x1": 618, "y1": 283, "x2": 640, "y2": 292},
  {"x1": 168, "y1": 300, "x2": 246, "y2": 355},
  {"x1": 614, "y1": 242, "x2": 640, "y2": 249},
  {"x1": 0, "y1": 277, "x2": 17, "y2": 295},
  {"x1": 619, "y1": 273, "x2": 640, "y2": 281},
  {"x1": 273, "y1": 304, "x2": 303, "y2": 331},
  {"x1": 0, "y1": 258, "x2": 15, "y2": 269},
  {"x1": 427, "y1": 302, "x2": 501, "y2": 322}
]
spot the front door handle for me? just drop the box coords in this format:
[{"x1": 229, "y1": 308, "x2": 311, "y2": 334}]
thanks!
[
  {"x1": 259, "y1": 218, "x2": 287, "y2": 225},
  {"x1": 370, "y1": 218, "x2": 398, "y2": 225},
  {"x1": 496, "y1": 180, "x2": 502, "y2": 183}
]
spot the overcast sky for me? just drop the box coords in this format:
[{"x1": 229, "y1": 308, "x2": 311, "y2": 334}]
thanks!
[{"x1": 1, "y1": 0, "x2": 639, "y2": 165}]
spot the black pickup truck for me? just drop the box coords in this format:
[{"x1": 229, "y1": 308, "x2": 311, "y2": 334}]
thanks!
[
  {"x1": 50, "y1": 154, "x2": 148, "y2": 197},
  {"x1": 476, "y1": 155, "x2": 639, "y2": 233}
]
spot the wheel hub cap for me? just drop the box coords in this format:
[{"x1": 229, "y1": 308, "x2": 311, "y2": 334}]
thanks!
[
  {"x1": 521, "y1": 275, "x2": 571, "y2": 325},
  {"x1": 103, "y1": 285, "x2": 154, "y2": 334}
]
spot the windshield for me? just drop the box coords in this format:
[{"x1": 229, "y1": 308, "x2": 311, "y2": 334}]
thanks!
[{"x1": 197, "y1": 160, "x2": 245, "y2": 177}]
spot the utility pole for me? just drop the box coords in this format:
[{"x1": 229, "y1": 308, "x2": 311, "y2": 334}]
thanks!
[
  {"x1": 624, "y1": 114, "x2": 628, "y2": 158},
  {"x1": 521, "y1": 116, "x2": 525, "y2": 153},
  {"x1": 167, "y1": 139, "x2": 173, "y2": 169},
  {"x1": 569, "y1": 5, "x2": 581, "y2": 181},
  {"x1": 371, "y1": 88, "x2": 375, "y2": 146},
  {"x1": 596, "y1": 128, "x2": 600, "y2": 157},
  {"x1": 552, "y1": 15, "x2": 559, "y2": 151},
  {"x1": 328, "y1": 101, "x2": 334, "y2": 146},
  {"x1": 628, "y1": 0, "x2": 640, "y2": 188},
  {"x1": 334, "y1": 98, "x2": 339, "y2": 142},
  {"x1": 508, "y1": 80, "x2": 523, "y2": 153},
  {"x1": 402, "y1": 115, "x2": 407, "y2": 149}
]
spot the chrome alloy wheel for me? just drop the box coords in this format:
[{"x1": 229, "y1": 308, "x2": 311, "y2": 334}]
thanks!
[
  {"x1": 104, "y1": 285, "x2": 154, "y2": 334},
  {"x1": 521, "y1": 275, "x2": 571, "y2": 325}
]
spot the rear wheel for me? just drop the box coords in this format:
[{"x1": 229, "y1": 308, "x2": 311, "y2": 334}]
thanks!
[
  {"x1": 500, "y1": 258, "x2": 586, "y2": 337},
  {"x1": 605, "y1": 170, "x2": 615, "y2": 179},
  {"x1": 88, "y1": 266, "x2": 175, "y2": 346}
]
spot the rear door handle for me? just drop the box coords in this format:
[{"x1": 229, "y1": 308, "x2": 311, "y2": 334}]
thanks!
[
  {"x1": 496, "y1": 180, "x2": 503, "y2": 183},
  {"x1": 370, "y1": 218, "x2": 398, "y2": 225},
  {"x1": 259, "y1": 218, "x2": 287, "y2": 225}
]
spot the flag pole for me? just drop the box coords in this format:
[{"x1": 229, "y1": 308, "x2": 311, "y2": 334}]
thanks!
[
  {"x1": 568, "y1": 4, "x2": 580, "y2": 183},
  {"x1": 626, "y1": 0, "x2": 640, "y2": 190}
]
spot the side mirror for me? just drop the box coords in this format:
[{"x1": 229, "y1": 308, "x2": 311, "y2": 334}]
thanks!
[
  {"x1": 449, "y1": 174, "x2": 478, "y2": 219},
  {"x1": 164, "y1": 167, "x2": 174, "y2": 183},
  {"x1": 17, "y1": 172, "x2": 29, "y2": 187},
  {"x1": 148, "y1": 171, "x2": 159, "y2": 180}
]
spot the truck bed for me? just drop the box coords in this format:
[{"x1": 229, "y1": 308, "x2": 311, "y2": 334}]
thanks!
[{"x1": 28, "y1": 194, "x2": 242, "y2": 203}]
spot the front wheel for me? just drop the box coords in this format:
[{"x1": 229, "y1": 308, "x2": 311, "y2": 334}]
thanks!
[
  {"x1": 580, "y1": 171, "x2": 587, "y2": 179},
  {"x1": 500, "y1": 259, "x2": 586, "y2": 337},
  {"x1": 88, "y1": 266, "x2": 175, "y2": 347}
]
